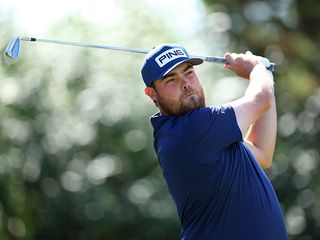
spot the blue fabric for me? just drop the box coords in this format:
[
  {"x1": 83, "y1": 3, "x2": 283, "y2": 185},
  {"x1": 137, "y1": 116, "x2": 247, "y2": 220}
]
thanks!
[{"x1": 151, "y1": 106, "x2": 287, "y2": 240}]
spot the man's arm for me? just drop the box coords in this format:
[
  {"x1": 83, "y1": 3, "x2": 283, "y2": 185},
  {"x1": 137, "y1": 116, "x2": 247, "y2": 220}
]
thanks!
[
  {"x1": 244, "y1": 94, "x2": 276, "y2": 169},
  {"x1": 224, "y1": 52, "x2": 276, "y2": 169}
]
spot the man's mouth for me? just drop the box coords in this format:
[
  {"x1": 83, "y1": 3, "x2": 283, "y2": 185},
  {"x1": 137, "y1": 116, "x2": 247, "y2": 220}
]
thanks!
[{"x1": 184, "y1": 92, "x2": 195, "y2": 99}]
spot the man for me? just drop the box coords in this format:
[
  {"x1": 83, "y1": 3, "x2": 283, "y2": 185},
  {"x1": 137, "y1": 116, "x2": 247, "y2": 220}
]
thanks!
[{"x1": 141, "y1": 44, "x2": 288, "y2": 240}]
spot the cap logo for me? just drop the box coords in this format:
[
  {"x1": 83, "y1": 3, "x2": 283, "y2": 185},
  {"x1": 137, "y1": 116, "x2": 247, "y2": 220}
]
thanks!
[{"x1": 155, "y1": 48, "x2": 187, "y2": 67}]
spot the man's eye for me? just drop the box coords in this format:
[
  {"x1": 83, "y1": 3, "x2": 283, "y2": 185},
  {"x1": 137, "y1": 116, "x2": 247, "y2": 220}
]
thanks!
[{"x1": 165, "y1": 78, "x2": 174, "y2": 83}]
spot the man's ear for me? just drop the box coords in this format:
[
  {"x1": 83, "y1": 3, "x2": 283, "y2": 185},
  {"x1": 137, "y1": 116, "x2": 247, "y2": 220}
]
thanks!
[{"x1": 144, "y1": 87, "x2": 158, "y2": 102}]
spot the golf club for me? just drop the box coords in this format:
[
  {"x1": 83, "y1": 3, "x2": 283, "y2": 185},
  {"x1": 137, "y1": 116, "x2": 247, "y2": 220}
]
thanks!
[{"x1": 4, "y1": 36, "x2": 276, "y2": 71}]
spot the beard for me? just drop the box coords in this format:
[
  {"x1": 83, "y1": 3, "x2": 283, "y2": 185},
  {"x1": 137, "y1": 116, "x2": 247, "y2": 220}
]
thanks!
[{"x1": 156, "y1": 88, "x2": 206, "y2": 116}]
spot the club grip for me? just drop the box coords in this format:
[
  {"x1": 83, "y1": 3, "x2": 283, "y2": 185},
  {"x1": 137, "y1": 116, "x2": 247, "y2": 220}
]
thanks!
[
  {"x1": 204, "y1": 56, "x2": 276, "y2": 72},
  {"x1": 204, "y1": 57, "x2": 228, "y2": 64}
]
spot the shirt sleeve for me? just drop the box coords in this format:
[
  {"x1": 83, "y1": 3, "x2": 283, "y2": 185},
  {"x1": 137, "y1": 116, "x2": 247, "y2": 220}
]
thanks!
[{"x1": 185, "y1": 105, "x2": 243, "y2": 157}]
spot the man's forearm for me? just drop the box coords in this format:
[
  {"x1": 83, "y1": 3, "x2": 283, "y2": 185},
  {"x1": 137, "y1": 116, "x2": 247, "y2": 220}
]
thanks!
[
  {"x1": 246, "y1": 63, "x2": 274, "y2": 101},
  {"x1": 229, "y1": 63, "x2": 275, "y2": 133}
]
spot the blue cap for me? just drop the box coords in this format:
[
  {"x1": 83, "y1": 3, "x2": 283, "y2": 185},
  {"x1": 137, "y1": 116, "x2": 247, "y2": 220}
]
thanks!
[{"x1": 141, "y1": 44, "x2": 203, "y2": 87}]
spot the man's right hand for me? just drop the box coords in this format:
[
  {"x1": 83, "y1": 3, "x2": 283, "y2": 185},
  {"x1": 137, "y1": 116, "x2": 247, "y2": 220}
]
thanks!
[{"x1": 224, "y1": 51, "x2": 260, "y2": 79}]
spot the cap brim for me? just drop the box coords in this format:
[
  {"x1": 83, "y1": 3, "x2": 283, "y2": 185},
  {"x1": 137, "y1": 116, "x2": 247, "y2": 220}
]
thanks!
[{"x1": 162, "y1": 57, "x2": 203, "y2": 78}]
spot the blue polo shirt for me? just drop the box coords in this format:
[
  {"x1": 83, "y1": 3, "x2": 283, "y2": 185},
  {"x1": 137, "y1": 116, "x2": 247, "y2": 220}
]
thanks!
[{"x1": 151, "y1": 106, "x2": 287, "y2": 240}]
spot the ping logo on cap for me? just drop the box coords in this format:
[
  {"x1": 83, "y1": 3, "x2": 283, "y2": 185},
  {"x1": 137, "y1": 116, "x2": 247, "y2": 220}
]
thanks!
[{"x1": 155, "y1": 48, "x2": 187, "y2": 67}]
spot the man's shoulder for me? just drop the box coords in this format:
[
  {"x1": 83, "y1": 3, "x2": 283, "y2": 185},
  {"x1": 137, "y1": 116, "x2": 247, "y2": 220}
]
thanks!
[
  {"x1": 150, "y1": 105, "x2": 236, "y2": 134},
  {"x1": 182, "y1": 105, "x2": 235, "y2": 124}
]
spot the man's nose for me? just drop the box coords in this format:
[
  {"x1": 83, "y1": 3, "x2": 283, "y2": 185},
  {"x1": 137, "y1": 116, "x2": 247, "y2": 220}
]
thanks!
[{"x1": 181, "y1": 77, "x2": 191, "y2": 90}]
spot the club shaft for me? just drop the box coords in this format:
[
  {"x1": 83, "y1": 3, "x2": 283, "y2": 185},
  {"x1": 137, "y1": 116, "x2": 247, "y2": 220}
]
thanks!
[
  {"x1": 19, "y1": 36, "x2": 275, "y2": 71},
  {"x1": 20, "y1": 37, "x2": 150, "y2": 54},
  {"x1": 19, "y1": 36, "x2": 228, "y2": 63}
]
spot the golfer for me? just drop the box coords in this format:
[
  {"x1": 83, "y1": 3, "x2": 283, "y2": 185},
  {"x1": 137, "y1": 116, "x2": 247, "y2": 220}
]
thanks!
[{"x1": 141, "y1": 44, "x2": 288, "y2": 240}]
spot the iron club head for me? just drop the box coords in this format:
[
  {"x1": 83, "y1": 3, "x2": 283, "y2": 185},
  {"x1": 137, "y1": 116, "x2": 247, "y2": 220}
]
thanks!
[{"x1": 5, "y1": 36, "x2": 21, "y2": 59}]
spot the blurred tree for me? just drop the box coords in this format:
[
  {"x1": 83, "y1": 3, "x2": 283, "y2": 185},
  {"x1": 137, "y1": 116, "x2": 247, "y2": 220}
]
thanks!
[
  {"x1": 0, "y1": 4, "x2": 182, "y2": 240},
  {"x1": 1, "y1": 0, "x2": 320, "y2": 239},
  {"x1": 202, "y1": 0, "x2": 320, "y2": 239}
]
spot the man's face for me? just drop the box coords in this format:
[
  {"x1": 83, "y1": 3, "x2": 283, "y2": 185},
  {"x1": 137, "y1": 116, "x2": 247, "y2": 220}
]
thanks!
[{"x1": 145, "y1": 62, "x2": 206, "y2": 116}]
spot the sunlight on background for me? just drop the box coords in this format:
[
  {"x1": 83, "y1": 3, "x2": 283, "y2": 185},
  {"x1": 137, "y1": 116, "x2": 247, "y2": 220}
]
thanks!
[
  {"x1": 1, "y1": 0, "x2": 203, "y2": 36},
  {"x1": 1, "y1": 0, "x2": 122, "y2": 34}
]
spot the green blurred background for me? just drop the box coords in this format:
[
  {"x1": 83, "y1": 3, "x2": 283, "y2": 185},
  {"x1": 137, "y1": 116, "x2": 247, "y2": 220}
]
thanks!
[{"x1": 0, "y1": 0, "x2": 319, "y2": 239}]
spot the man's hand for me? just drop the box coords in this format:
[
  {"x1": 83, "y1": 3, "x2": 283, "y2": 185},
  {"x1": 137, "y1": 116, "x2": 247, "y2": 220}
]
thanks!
[{"x1": 224, "y1": 51, "x2": 260, "y2": 79}]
